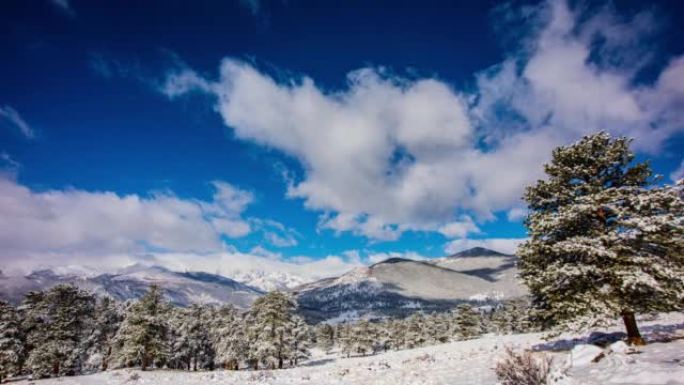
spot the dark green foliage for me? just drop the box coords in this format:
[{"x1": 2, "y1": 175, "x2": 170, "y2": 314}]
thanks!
[
  {"x1": 22, "y1": 285, "x2": 97, "y2": 378},
  {"x1": 518, "y1": 132, "x2": 684, "y2": 335},
  {"x1": 113, "y1": 285, "x2": 170, "y2": 370},
  {"x1": 0, "y1": 301, "x2": 25, "y2": 382}
]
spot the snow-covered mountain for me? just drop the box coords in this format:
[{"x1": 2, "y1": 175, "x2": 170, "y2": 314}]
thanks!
[
  {"x1": 292, "y1": 247, "x2": 527, "y2": 323},
  {"x1": 0, "y1": 264, "x2": 262, "y2": 308},
  {"x1": 1, "y1": 247, "x2": 525, "y2": 320},
  {"x1": 226, "y1": 270, "x2": 307, "y2": 292}
]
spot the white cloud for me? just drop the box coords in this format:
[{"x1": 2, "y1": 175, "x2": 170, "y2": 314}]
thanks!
[
  {"x1": 160, "y1": 0, "x2": 684, "y2": 242},
  {"x1": 0, "y1": 106, "x2": 35, "y2": 139},
  {"x1": 444, "y1": 238, "x2": 527, "y2": 255},
  {"x1": 0, "y1": 176, "x2": 254, "y2": 257},
  {"x1": 438, "y1": 216, "x2": 479, "y2": 238},
  {"x1": 507, "y1": 207, "x2": 527, "y2": 222},
  {"x1": 474, "y1": 0, "x2": 684, "y2": 154},
  {"x1": 163, "y1": 62, "x2": 484, "y2": 240},
  {"x1": 671, "y1": 160, "x2": 684, "y2": 183}
]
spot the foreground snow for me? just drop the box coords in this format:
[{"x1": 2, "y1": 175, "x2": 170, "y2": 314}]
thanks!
[{"x1": 16, "y1": 313, "x2": 684, "y2": 385}]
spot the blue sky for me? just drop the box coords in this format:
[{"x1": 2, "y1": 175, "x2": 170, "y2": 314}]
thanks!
[{"x1": 1, "y1": 0, "x2": 684, "y2": 278}]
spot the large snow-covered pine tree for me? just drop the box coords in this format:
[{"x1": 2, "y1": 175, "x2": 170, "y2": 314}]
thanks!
[{"x1": 518, "y1": 132, "x2": 684, "y2": 344}]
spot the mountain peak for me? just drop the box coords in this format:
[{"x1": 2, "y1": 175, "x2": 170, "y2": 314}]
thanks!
[
  {"x1": 371, "y1": 257, "x2": 413, "y2": 267},
  {"x1": 449, "y1": 247, "x2": 510, "y2": 258}
]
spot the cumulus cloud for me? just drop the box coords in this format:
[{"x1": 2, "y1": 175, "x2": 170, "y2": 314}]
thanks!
[
  {"x1": 443, "y1": 238, "x2": 527, "y2": 255},
  {"x1": 163, "y1": 62, "x2": 484, "y2": 239},
  {"x1": 473, "y1": 0, "x2": 684, "y2": 153},
  {"x1": 157, "y1": 0, "x2": 684, "y2": 243},
  {"x1": 0, "y1": 106, "x2": 35, "y2": 139},
  {"x1": 0, "y1": 176, "x2": 255, "y2": 258}
]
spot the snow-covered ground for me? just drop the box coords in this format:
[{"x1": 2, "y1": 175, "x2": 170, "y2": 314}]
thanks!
[{"x1": 14, "y1": 313, "x2": 684, "y2": 385}]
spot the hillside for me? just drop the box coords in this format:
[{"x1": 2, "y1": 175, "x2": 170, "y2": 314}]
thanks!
[{"x1": 293, "y1": 247, "x2": 527, "y2": 323}]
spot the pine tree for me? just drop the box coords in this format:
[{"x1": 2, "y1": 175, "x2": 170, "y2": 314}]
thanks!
[
  {"x1": 453, "y1": 304, "x2": 482, "y2": 340},
  {"x1": 169, "y1": 304, "x2": 216, "y2": 371},
  {"x1": 385, "y1": 319, "x2": 406, "y2": 351},
  {"x1": 213, "y1": 305, "x2": 247, "y2": 370},
  {"x1": 314, "y1": 324, "x2": 335, "y2": 353},
  {"x1": 83, "y1": 296, "x2": 122, "y2": 372},
  {"x1": 374, "y1": 321, "x2": 393, "y2": 352},
  {"x1": 290, "y1": 316, "x2": 311, "y2": 366},
  {"x1": 113, "y1": 285, "x2": 170, "y2": 370},
  {"x1": 403, "y1": 313, "x2": 428, "y2": 349},
  {"x1": 246, "y1": 291, "x2": 297, "y2": 369},
  {"x1": 490, "y1": 298, "x2": 535, "y2": 335},
  {"x1": 518, "y1": 132, "x2": 684, "y2": 344},
  {"x1": 341, "y1": 320, "x2": 375, "y2": 356},
  {"x1": 0, "y1": 301, "x2": 25, "y2": 382},
  {"x1": 425, "y1": 312, "x2": 451, "y2": 344},
  {"x1": 23, "y1": 285, "x2": 97, "y2": 378}
]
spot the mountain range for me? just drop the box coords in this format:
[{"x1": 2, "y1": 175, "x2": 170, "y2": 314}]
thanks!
[
  {"x1": 0, "y1": 247, "x2": 526, "y2": 322},
  {"x1": 0, "y1": 263, "x2": 262, "y2": 308}
]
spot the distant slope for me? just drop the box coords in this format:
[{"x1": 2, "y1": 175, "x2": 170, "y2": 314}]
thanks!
[
  {"x1": 292, "y1": 247, "x2": 527, "y2": 323},
  {"x1": 0, "y1": 264, "x2": 262, "y2": 308}
]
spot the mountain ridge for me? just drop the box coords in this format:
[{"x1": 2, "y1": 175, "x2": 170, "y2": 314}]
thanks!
[{"x1": 292, "y1": 247, "x2": 526, "y2": 323}]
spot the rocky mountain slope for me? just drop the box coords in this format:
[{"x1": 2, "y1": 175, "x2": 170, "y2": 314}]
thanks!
[{"x1": 292, "y1": 247, "x2": 527, "y2": 323}]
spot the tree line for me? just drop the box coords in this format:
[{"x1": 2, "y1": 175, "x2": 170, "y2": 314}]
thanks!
[{"x1": 0, "y1": 283, "x2": 539, "y2": 381}]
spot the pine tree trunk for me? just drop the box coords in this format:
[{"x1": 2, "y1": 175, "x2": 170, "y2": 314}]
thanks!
[
  {"x1": 278, "y1": 356, "x2": 283, "y2": 369},
  {"x1": 102, "y1": 346, "x2": 111, "y2": 371},
  {"x1": 622, "y1": 311, "x2": 645, "y2": 345}
]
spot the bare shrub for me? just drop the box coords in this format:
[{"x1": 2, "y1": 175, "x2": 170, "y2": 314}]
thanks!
[{"x1": 495, "y1": 347, "x2": 552, "y2": 385}]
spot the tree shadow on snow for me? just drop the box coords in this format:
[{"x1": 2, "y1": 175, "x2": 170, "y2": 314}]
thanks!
[
  {"x1": 532, "y1": 322, "x2": 684, "y2": 352},
  {"x1": 300, "y1": 358, "x2": 336, "y2": 367}
]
